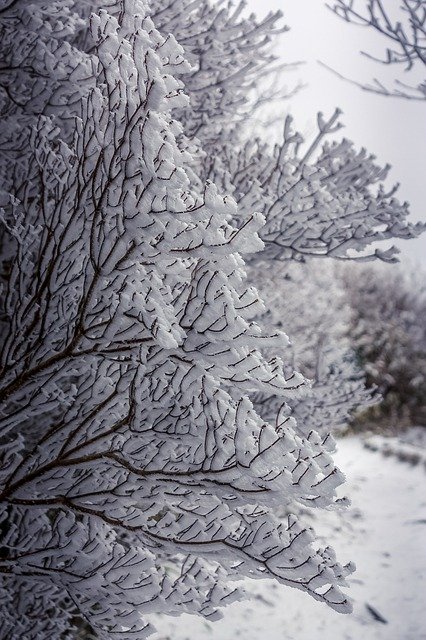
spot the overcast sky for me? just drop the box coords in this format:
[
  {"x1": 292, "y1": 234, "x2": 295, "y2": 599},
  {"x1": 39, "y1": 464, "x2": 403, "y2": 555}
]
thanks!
[{"x1": 246, "y1": 0, "x2": 426, "y2": 267}]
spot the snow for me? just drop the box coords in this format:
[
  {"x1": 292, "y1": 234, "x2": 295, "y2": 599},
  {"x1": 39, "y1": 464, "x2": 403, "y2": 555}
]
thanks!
[
  {"x1": 365, "y1": 428, "x2": 426, "y2": 470},
  {"x1": 151, "y1": 436, "x2": 426, "y2": 640}
]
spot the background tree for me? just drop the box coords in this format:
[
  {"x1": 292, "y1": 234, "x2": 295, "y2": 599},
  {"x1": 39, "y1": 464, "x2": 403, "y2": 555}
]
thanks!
[
  {"x1": 327, "y1": 0, "x2": 426, "y2": 100},
  {"x1": 342, "y1": 262, "x2": 426, "y2": 429}
]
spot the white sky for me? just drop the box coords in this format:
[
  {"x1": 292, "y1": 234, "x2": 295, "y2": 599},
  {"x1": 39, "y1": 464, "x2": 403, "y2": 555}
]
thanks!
[{"x1": 246, "y1": 0, "x2": 426, "y2": 266}]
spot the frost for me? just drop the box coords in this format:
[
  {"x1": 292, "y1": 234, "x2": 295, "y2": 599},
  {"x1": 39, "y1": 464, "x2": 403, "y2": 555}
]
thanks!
[{"x1": 0, "y1": 1, "x2": 422, "y2": 638}]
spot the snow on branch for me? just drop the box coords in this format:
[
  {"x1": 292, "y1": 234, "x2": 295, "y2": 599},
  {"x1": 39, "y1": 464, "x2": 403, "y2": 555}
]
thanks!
[
  {"x1": 0, "y1": 1, "x2": 354, "y2": 637},
  {"x1": 145, "y1": 0, "x2": 423, "y2": 262},
  {"x1": 227, "y1": 110, "x2": 424, "y2": 263},
  {"x1": 328, "y1": 0, "x2": 426, "y2": 100}
]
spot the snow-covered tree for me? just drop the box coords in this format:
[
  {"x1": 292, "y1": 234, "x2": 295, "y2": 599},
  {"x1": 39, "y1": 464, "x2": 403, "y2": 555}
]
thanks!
[
  {"x1": 342, "y1": 262, "x2": 426, "y2": 428},
  {"x1": 1, "y1": 1, "x2": 424, "y2": 638},
  {"x1": 0, "y1": 0, "x2": 97, "y2": 331},
  {"x1": 0, "y1": 2, "x2": 355, "y2": 638},
  {"x1": 0, "y1": 1, "x2": 95, "y2": 122},
  {"x1": 151, "y1": 0, "x2": 286, "y2": 148}
]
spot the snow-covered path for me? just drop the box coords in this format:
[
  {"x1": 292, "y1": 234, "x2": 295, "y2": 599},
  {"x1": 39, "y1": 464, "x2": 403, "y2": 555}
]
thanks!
[{"x1": 151, "y1": 437, "x2": 426, "y2": 640}]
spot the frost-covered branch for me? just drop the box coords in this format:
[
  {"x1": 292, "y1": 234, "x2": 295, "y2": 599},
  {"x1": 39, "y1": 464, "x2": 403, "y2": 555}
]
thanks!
[
  {"x1": 0, "y1": 1, "x2": 354, "y2": 637},
  {"x1": 144, "y1": 0, "x2": 423, "y2": 261},
  {"x1": 228, "y1": 110, "x2": 424, "y2": 263},
  {"x1": 328, "y1": 0, "x2": 426, "y2": 100}
]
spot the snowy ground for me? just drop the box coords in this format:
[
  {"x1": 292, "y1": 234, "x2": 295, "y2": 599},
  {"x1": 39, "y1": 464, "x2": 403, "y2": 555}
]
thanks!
[
  {"x1": 364, "y1": 427, "x2": 426, "y2": 470},
  {"x1": 150, "y1": 437, "x2": 426, "y2": 640}
]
